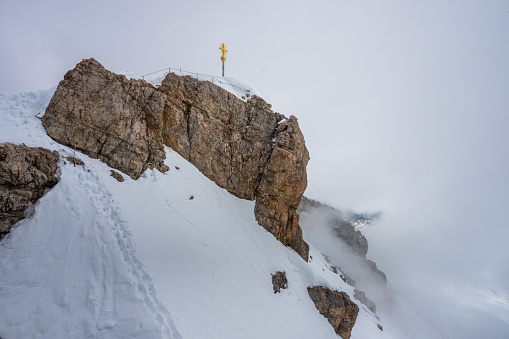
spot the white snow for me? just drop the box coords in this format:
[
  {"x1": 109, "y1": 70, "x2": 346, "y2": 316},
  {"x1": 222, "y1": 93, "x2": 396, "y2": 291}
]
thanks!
[
  {"x1": 107, "y1": 66, "x2": 259, "y2": 101},
  {"x1": 0, "y1": 83, "x2": 389, "y2": 338}
]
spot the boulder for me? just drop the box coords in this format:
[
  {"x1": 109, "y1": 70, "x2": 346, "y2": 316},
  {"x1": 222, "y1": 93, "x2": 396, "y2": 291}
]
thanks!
[
  {"x1": 42, "y1": 58, "x2": 168, "y2": 179},
  {"x1": 307, "y1": 286, "x2": 359, "y2": 339},
  {"x1": 0, "y1": 143, "x2": 59, "y2": 235},
  {"x1": 271, "y1": 271, "x2": 288, "y2": 293}
]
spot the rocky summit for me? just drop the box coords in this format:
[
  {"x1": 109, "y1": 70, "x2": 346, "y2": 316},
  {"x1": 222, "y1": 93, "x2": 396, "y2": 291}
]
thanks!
[{"x1": 42, "y1": 58, "x2": 310, "y2": 260}]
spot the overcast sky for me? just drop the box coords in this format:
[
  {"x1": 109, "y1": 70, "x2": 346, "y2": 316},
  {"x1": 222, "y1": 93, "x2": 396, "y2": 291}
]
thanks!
[{"x1": 1, "y1": 0, "x2": 508, "y2": 337}]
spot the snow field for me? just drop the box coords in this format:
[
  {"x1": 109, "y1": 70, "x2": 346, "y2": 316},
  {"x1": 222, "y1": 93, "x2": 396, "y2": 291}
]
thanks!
[{"x1": 0, "y1": 86, "x2": 387, "y2": 338}]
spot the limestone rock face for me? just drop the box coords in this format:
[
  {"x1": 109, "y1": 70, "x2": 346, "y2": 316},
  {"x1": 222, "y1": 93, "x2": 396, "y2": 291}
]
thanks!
[
  {"x1": 159, "y1": 74, "x2": 310, "y2": 259},
  {"x1": 43, "y1": 58, "x2": 310, "y2": 260},
  {"x1": 0, "y1": 143, "x2": 59, "y2": 235},
  {"x1": 158, "y1": 73, "x2": 281, "y2": 200},
  {"x1": 307, "y1": 286, "x2": 359, "y2": 339},
  {"x1": 42, "y1": 58, "x2": 168, "y2": 179},
  {"x1": 254, "y1": 116, "x2": 310, "y2": 260}
]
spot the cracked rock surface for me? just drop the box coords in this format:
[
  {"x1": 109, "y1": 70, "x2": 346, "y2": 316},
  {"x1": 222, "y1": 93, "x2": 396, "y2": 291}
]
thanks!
[
  {"x1": 42, "y1": 58, "x2": 168, "y2": 179},
  {"x1": 42, "y1": 58, "x2": 310, "y2": 260}
]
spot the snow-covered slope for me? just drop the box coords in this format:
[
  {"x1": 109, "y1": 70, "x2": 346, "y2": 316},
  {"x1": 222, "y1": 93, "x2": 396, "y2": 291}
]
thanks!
[{"x1": 0, "y1": 85, "x2": 388, "y2": 338}]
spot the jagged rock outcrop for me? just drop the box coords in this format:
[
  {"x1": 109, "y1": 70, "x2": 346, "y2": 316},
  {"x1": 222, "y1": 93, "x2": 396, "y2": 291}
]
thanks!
[
  {"x1": 0, "y1": 143, "x2": 59, "y2": 235},
  {"x1": 307, "y1": 286, "x2": 359, "y2": 339},
  {"x1": 159, "y1": 73, "x2": 310, "y2": 259},
  {"x1": 42, "y1": 58, "x2": 168, "y2": 179},
  {"x1": 43, "y1": 58, "x2": 310, "y2": 260}
]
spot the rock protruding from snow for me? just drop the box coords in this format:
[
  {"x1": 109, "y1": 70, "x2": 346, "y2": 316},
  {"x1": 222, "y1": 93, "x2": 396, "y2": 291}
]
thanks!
[
  {"x1": 43, "y1": 58, "x2": 310, "y2": 260},
  {"x1": 271, "y1": 271, "x2": 288, "y2": 293},
  {"x1": 160, "y1": 73, "x2": 310, "y2": 260},
  {"x1": 307, "y1": 286, "x2": 359, "y2": 339},
  {"x1": 0, "y1": 143, "x2": 59, "y2": 234},
  {"x1": 42, "y1": 58, "x2": 169, "y2": 179}
]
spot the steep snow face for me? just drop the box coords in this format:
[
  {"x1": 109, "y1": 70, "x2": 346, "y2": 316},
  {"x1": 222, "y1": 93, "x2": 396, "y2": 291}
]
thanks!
[{"x1": 0, "y1": 87, "x2": 387, "y2": 338}]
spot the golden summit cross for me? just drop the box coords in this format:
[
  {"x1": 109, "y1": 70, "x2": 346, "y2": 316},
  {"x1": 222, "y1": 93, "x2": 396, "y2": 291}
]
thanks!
[{"x1": 219, "y1": 43, "x2": 228, "y2": 76}]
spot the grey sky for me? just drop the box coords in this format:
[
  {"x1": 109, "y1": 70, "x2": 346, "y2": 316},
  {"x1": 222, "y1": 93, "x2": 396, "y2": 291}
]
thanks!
[{"x1": 2, "y1": 0, "x2": 509, "y2": 337}]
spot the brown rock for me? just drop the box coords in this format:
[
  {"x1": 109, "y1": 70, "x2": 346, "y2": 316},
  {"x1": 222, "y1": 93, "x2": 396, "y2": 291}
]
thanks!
[
  {"x1": 159, "y1": 73, "x2": 280, "y2": 200},
  {"x1": 159, "y1": 74, "x2": 310, "y2": 260},
  {"x1": 307, "y1": 286, "x2": 359, "y2": 339},
  {"x1": 65, "y1": 156, "x2": 83, "y2": 166},
  {"x1": 42, "y1": 58, "x2": 169, "y2": 179},
  {"x1": 110, "y1": 170, "x2": 124, "y2": 182},
  {"x1": 255, "y1": 116, "x2": 310, "y2": 260},
  {"x1": 0, "y1": 143, "x2": 59, "y2": 235},
  {"x1": 43, "y1": 58, "x2": 310, "y2": 260}
]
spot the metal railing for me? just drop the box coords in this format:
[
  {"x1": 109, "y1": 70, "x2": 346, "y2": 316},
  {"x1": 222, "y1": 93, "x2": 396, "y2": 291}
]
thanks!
[{"x1": 140, "y1": 67, "x2": 251, "y2": 96}]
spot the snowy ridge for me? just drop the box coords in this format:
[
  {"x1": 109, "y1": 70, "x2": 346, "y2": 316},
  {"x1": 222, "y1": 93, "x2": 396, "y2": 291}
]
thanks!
[
  {"x1": 107, "y1": 66, "x2": 260, "y2": 100},
  {"x1": 0, "y1": 85, "x2": 388, "y2": 338}
]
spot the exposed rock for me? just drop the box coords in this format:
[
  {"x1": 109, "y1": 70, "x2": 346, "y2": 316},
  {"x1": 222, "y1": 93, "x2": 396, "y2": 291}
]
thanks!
[
  {"x1": 42, "y1": 58, "x2": 169, "y2": 179},
  {"x1": 65, "y1": 156, "x2": 83, "y2": 166},
  {"x1": 160, "y1": 73, "x2": 310, "y2": 260},
  {"x1": 307, "y1": 286, "x2": 359, "y2": 339},
  {"x1": 0, "y1": 143, "x2": 59, "y2": 235},
  {"x1": 339, "y1": 273, "x2": 357, "y2": 288},
  {"x1": 377, "y1": 323, "x2": 383, "y2": 331},
  {"x1": 43, "y1": 58, "x2": 310, "y2": 260},
  {"x1": 353, "y1": 289, "x2": 377, "y2": 314},
  {"x1": 160, "y1": 74, "x2": 310, "y2": 259},
  {"x1": 254, "y1": 116, "x2": 310, "y2": 260},
  {"x1": 271, "y1": 271, "x2": 288, "y2": 293},
  {"x1": 158, "y1": 72, "x2": 281, "y2": 200},
  {"x1": 110, "y1": 170, "x2": 124, "y2": 182}
]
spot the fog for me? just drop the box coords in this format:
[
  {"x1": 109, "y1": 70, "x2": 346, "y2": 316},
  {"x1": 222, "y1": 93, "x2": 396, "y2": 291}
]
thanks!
[{"x1": 1, "y1": 0, "x2": 508, "y2": 337}]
